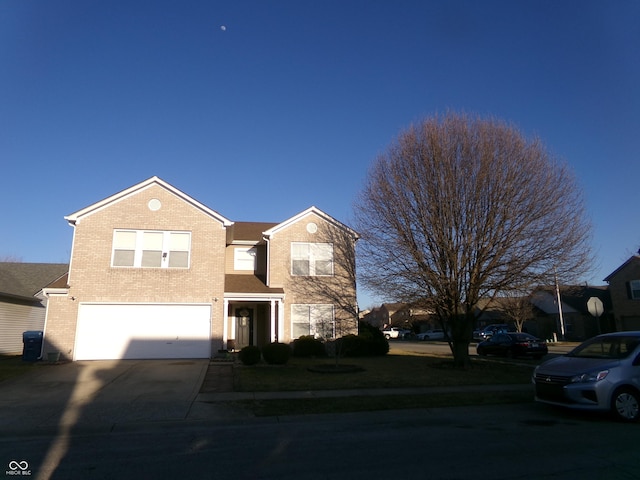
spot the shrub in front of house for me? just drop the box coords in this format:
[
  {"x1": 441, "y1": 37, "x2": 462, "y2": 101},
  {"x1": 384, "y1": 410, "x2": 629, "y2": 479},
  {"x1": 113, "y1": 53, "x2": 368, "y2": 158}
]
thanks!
[
  {"x1": 238, "y1": 345, "x2": 261, "y2": 365},
  {"x1": 333, "y1": 322, "x2": 389, "y2": 357},
  {"x1": 358, "y1": 320, "x2": 390, "y2": 356},
  {"x1": 292, "y1": 335, "x2": 326, "y2": 357},
  {"x1": 335, "y1": 334, "x2": 366, "y2": 357},
  {"x1": 262, "y1": 342, "x2": 292, "y2": 365}
]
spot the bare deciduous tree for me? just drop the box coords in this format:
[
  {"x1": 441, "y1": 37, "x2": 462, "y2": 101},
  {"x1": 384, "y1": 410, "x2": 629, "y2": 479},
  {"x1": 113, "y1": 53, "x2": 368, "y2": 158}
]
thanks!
[
  {"x1": 0, "y1": 255, "x2": 23, "y2": 262},
  {"x1": 493, "y1": 292, "x2": 535, "y2": 333},
  {"x1": 354, "y1": 112, "x2": 592, "y2": 367}
]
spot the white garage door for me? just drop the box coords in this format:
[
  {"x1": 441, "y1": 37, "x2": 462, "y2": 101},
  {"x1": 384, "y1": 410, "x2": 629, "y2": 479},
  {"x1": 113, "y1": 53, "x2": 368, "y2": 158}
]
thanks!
[{"x1": 75, "y1": 304, "x2": 211, "y2": 360}]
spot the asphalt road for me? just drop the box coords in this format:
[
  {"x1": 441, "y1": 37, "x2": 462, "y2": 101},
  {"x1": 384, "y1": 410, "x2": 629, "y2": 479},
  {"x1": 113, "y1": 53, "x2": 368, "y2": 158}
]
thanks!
[
  {"x1": 3, "y1": 341, "x2": 628, "y2": 480},
  {"x1": 3, "y1": 403, "x2": 639, "y2": 480}
]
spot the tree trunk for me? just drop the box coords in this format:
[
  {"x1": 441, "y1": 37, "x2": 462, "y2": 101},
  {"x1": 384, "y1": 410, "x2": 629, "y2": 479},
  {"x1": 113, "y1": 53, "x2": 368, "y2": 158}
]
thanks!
[
  {"x1": 452, "y1": 340, "x2": 471, "y2": 368},
  {"x1": 449, "y1": 313, "x2": 473, "y2": 368}
]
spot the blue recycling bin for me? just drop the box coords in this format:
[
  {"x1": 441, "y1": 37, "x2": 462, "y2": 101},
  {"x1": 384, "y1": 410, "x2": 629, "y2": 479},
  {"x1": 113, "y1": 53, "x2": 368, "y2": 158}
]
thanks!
[{"x1": 22, "y1": 331, "x2": 43, "y2": 362}]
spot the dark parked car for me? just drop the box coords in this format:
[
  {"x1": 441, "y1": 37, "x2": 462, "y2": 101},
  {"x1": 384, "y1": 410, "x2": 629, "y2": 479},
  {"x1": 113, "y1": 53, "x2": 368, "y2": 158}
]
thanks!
[
  {"x1": 534, "y1": 332, "x2": 640, "y2": 422},
  {"x1": 477, "y1": 332, "x2": 548, "y2": 359},
  {"x1": 473, "y1": 324, "x2": 514, "y2": 341}
]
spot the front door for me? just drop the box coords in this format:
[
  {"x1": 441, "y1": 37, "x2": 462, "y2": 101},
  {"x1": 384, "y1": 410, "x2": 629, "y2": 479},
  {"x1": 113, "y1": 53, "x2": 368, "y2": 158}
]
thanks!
[{"x1": 235, "y1": 307, "x2": 254, "y2": 349}]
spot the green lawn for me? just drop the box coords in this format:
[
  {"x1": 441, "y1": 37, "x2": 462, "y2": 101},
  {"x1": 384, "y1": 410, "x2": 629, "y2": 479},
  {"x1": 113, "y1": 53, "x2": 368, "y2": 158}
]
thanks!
[
  {"x1": 234, "y1": 348, "x2": 535, "y2": 392},
  {"x1": 226, "y1": 348, "x2": 537, "y2": 416},
  {"x1": 1, "y1": 349, "x2": 538, "y2": 416}
]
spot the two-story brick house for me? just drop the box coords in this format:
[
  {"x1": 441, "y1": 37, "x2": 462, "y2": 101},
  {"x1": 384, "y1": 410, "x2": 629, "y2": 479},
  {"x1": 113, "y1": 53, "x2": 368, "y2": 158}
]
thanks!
[{"x1": 42, "y1": 177, "x2": 358, "y2": 360}]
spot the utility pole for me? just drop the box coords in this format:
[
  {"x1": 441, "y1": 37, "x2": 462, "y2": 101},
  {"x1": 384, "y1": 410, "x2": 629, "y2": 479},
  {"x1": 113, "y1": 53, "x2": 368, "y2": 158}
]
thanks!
[{"x1": 555, "y1": 268, "x2": 565, "y2": 340}]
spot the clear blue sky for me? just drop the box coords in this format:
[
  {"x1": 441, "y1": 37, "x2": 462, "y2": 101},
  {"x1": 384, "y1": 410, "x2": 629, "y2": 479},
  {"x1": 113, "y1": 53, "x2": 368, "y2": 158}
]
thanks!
[{"x1": 1, "y1": 1, "x2": 638, "y2": 308}]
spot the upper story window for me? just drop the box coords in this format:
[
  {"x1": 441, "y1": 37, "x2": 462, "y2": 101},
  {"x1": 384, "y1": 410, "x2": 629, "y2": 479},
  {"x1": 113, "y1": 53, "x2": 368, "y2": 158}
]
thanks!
[
  {"x1": 630, "y1": 280, "x2": 640, "y2": 300},
  {"x1": 112, "y1": 230, "x2": 191, "y2": 268},
  {"x1": 234, "y1": 246, "x2": 257, "y2": 271},
  {"x1": 291, "y1": 242, "x2": 333, "y2": 276}
]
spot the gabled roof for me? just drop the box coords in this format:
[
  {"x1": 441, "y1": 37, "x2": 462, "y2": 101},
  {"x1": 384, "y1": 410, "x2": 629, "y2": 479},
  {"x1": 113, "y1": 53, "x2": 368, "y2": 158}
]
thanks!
[
  {"x1": 381, "y1": 302, "x2": 406, "y2": 313},
  {"x1": 530, "y1": 286, "x2": 611, "y2": 315},
  {"x1": 0, "y1": 263, "x2": 69, "y2": 302},
  {"x1": 530, "y1": 290, "x2": 578, "y2": 315},
  {"x1": 558, "y1": 285, "x2": 612, "y2": 313},
  {"x1": 604, "y1": 255, "x2": 640, "y2": 282},
  {"x1": 64, "y1": 176, "x2": 233, "y2": 227},
  {"x1": 262, "y1": 206, "x2": 358, "y2": 239}
]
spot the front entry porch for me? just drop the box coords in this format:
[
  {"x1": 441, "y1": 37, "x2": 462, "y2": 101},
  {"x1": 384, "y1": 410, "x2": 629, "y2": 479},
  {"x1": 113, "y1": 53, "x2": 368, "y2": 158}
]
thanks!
[{"x1": 223, "y1": 296, "x2": 284, "y2": 351}]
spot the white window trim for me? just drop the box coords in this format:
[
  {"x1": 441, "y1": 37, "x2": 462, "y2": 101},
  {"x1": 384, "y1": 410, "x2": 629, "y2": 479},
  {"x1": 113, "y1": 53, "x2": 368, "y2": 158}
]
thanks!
[
  {"x1": 234, "y1": 246, "x2": 257, "y2": 271},
  {"x1": 111, "y1": 229, "x2": 191, "y2": 269},
  {"x1": 290, "y1": 242, "x2": 334, "y2": 276},
  {"x1": 291, "y1": 303, "x2": 335, "y2": 340},
  {"x1": 631, "y1": 280, "x2": 640, "y2": 300}
]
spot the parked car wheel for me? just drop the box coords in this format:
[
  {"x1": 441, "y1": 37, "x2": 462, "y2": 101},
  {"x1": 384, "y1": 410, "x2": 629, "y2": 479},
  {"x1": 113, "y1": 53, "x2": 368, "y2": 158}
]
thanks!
[{"x1": 612, "y1": 387, "x2": 640, "y2": 422}]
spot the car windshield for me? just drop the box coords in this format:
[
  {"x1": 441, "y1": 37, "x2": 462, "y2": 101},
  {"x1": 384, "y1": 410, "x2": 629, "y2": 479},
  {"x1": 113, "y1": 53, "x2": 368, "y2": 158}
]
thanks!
[{"x1": 567, "y1": 336, "x2": 640, "y2": 359}]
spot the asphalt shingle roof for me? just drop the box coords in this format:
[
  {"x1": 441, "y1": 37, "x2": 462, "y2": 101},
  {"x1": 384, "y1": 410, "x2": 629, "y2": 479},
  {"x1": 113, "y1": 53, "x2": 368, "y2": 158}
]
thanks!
[
  {"x1": 0, "y1": 263, "x2": 69, "y2": 301},
  {"x1": 225, "y1": 274, "x2": 284, "y2": 294},
  {"x1": 230, "y1": 222, "x2": 278, "y2": 242}
]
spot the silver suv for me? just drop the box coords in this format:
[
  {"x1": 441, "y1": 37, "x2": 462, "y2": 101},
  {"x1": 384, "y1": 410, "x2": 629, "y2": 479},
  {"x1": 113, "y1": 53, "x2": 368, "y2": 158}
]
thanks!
[{"x1": 533, "y1": 332, "x2": 640, "y2": 422}]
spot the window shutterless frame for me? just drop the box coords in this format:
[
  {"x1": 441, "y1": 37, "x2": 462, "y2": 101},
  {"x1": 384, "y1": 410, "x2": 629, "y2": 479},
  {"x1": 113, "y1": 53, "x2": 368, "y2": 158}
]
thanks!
[
  {"x1": 111, "y1": 229, "x2": 191, "y2": 268},
  {"x1": 290, "y1": 242, "x2": 334, "y2": 276}
]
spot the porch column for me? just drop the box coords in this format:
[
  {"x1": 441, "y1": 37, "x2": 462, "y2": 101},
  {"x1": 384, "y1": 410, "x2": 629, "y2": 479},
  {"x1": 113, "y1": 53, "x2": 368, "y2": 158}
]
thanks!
[
  {"x1": 270, "y1": 299, "x2": 277, "y2": 342},
  {"x1": 277, "y1": 299, "x2": 284, "y2": 342},
  {"x1": 223, "y1": 299, "x2": 229, "y2": 348}
]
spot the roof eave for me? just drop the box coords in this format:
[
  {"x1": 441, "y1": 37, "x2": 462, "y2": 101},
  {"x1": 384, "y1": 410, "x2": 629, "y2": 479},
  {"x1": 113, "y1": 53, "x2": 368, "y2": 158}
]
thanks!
[
  {"x1": 263, "y1": 206, "x2": 358, "y2": 239},
  {"x1": 65, "y1": 176, "x2": 234, "y2": 227}
]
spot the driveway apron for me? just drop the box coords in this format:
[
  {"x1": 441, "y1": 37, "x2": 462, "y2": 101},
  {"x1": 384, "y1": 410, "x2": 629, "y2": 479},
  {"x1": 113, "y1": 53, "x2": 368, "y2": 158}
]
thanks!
[{"x1": 0, "y1": 359, "x2": 209, "y2": 434}]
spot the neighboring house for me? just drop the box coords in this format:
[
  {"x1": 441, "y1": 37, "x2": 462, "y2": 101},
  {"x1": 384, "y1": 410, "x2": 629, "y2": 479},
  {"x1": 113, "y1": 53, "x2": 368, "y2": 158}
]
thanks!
[
  {"x1": 0, "y1": 262, "x2": 68, "y2": 355},
  {"x1": 42, "y1": 177, "x2": 358, "y2": 361},
  {"x1": 473, "y1": 286, "x2": 612, "y2": 341},
  {"x1": 361, "y1": 303, "x2": 405, "y2": 329},
  {"x1": 604, "y1": 254, "x2": 640, "y2": 331},
  {"x1": 530, "y1": 286, "x2": 612, "y2": 341},
  {"x1": 362, "y1": 303, "x2": 433, "y2": 331}
]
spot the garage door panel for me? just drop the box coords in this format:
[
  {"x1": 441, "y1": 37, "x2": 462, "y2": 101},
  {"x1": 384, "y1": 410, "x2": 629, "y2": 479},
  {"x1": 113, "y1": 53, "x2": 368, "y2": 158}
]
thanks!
[{"x1": 75, "y1": 304, "x2": 211, "y2": 360}]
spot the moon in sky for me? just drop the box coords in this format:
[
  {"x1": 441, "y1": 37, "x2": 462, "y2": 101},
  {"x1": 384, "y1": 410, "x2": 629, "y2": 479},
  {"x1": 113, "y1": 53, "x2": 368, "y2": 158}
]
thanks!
[{"x1": 220, "y1": 25, "x2": 226, "y2": 31}]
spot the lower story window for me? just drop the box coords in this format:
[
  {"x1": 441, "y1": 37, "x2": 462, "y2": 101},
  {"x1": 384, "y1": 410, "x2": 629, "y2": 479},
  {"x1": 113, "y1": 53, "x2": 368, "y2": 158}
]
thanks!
[{"x1": 291, "y1": 304, "x2": 335, "y2": 340}]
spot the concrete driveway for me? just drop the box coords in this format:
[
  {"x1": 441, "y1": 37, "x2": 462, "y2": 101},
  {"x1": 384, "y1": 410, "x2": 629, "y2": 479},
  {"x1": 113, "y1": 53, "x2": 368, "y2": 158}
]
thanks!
[{"x1": 0, "y1": 359, "x2": 209, "y2": 435}]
